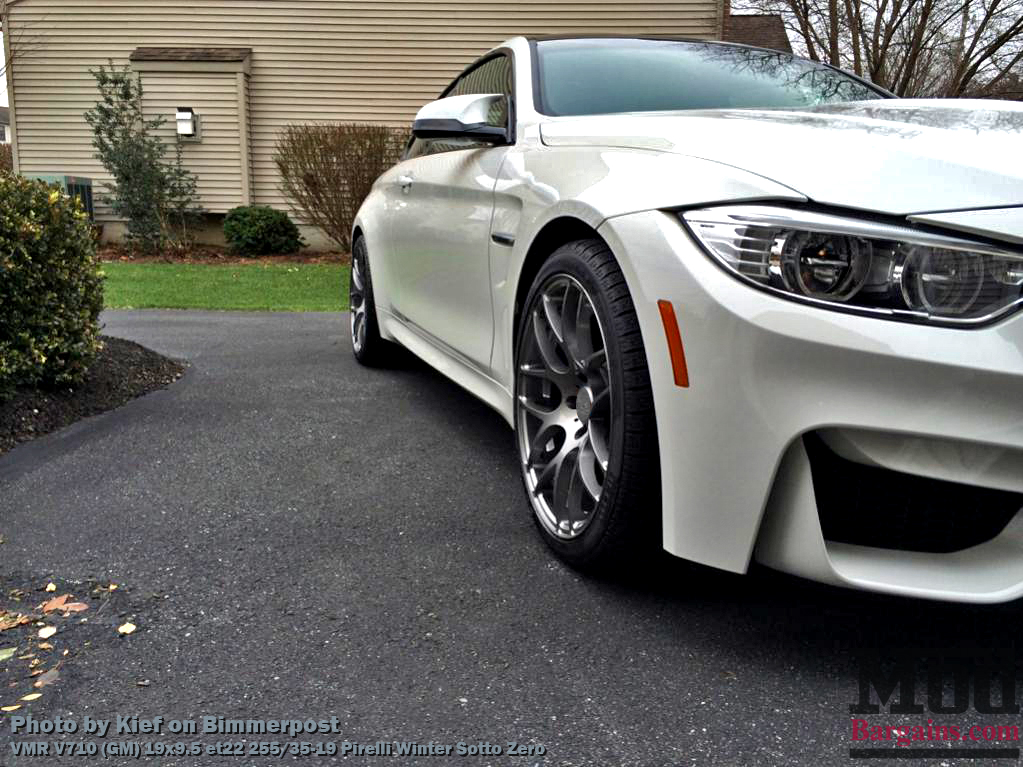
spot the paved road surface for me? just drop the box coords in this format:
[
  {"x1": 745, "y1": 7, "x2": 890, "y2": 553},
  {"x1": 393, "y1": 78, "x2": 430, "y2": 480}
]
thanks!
[{"x1": 1, "y1": 310, "x2": 1018, "y2": 766}]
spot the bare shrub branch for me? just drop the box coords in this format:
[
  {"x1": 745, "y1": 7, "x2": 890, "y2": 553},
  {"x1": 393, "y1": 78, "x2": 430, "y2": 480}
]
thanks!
[{"x1": 274, "y1": 123, "x2": 405, "y2": 252}]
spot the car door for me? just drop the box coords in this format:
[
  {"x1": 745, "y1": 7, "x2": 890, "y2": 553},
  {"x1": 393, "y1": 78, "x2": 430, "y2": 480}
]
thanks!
[{"x1": 386, "y1": 54, "x2": 514, "y2": 371}]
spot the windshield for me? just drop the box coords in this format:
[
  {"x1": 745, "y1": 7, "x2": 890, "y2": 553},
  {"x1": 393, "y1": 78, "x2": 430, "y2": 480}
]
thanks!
[{"x1": 534, "y1": 39, "x2": 885, "y2": 116}]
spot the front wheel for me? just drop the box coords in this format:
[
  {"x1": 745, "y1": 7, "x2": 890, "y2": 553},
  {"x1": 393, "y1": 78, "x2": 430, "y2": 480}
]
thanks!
[
  {"x1": 349, "y1": 236, "x2": 394, "y2": 366},
  {"x1": 515, "y1": 239, "x2": 660, "y2": 570}
]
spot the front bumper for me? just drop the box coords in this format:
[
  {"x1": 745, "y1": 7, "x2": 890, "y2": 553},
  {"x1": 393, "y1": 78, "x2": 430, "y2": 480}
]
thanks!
[{"x1": 598, "y1": 209, "x2": 1023, "y2": 603}]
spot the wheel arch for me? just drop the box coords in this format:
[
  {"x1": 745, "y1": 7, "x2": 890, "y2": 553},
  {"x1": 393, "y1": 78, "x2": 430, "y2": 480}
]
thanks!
[{"x1": 513, "y1": 216, "x2": 613, "y2": 343}]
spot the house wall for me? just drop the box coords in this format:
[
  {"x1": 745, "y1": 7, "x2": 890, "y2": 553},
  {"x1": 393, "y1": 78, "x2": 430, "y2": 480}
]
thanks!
[
  {"x1": 5, "y1": 0, "x2": 723, "y2": 243},
  {"x1": 139, "y1": 70, "x2": 248, "y2": 212}
]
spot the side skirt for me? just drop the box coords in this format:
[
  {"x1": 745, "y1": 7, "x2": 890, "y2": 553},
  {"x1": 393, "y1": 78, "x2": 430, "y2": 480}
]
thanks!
[{"x1": 379, "y1": 308, "x2": 514, "y2": 427}]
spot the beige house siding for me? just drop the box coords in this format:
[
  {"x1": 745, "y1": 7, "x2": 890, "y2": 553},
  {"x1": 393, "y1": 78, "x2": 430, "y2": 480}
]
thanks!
[
  {"x1": 5, "y1": 0, "x2": 722, "y2": 237},
  {"x1": 139, "y1": 71, "x2": 247, "y2": 212}
]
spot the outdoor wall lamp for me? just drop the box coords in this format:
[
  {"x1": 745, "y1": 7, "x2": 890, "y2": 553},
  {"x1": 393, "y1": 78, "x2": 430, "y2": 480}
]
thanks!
[{"x1": 176, "y1": 107, "x2": 200, "y2": 140}]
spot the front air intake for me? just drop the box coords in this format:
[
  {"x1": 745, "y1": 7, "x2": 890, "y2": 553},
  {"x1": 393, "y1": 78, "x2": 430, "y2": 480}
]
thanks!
[{"x1": 803, "y1": 432, "x2": 1023, "y2": 554}]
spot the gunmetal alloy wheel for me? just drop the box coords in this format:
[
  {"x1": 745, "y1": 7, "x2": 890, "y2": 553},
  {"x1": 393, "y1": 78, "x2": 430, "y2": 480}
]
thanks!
[
  {"x1": 350, "y1": 246, "x2": 368, "y2": 355},
  {"x1": 349, "y1": 236, "x2": 392, "y2": 366},
  {"x1": 515, "y1": 239, "x2": 659, "y2": 569},
  {"x1": 517, "y1": 275, "x2": 612, "y2": 539}
]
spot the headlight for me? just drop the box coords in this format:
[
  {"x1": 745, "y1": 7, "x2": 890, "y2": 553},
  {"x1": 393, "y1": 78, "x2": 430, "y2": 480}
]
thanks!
[{"x1": 681, "y1": 206, "x2": 1023, "y2": 325}]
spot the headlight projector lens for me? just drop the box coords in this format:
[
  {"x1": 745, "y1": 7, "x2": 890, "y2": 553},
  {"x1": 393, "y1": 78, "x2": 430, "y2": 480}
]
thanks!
[
  {"x1": 900, "y1": 247, "x2": 985, "y2": 316},
  {"x1": 778, "y1": 232, "x2": 871, "y2": 300}
]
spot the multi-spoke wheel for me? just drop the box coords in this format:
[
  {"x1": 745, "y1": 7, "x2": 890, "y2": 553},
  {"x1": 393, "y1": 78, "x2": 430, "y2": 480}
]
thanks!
[
  {"x1": 518, "y1": 275, "x2": 612, "y2": 539},
  {"x1": 349, "y1": 236, "x2": 393, "y2": 366},
  {"x1": 515, "y1": 239, "x2": 659, "y2": 569}
]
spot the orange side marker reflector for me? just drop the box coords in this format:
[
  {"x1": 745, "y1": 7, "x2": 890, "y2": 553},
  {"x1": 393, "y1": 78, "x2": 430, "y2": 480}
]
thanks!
[{"x1": 657, "y1": 300, "x2": 690, "y2": 388}]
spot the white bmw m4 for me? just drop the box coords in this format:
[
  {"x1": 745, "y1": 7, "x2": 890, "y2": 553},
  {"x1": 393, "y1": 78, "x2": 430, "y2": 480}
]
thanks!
[{"x1": 351, "y1": 36, "x2": 1023, "y2": 603}]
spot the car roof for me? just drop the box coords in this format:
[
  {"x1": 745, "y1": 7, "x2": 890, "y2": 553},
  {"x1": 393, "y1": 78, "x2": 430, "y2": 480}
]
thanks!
[{"x1": 525, "y1": 34, "x2": 778, "y2": 56}]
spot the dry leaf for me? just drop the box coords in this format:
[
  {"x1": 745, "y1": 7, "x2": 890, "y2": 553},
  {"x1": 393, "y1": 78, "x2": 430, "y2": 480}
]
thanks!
[
  {"x1": 33, "y1": 669, "x2": 58, "y2": 688},
  {"x1": 37, "y1": 627, "x2": 56, "y2": 640},
  {"x1": 44, "y1": 583, "x2": 56, "y2": 593},
  {"x1": 108, "y1": 584, "x2": 118, "y2": 591},
  {"x1": 1, "y1": 705, "x2": 21, "y2": 712},
  {"x1": 41, "y1": 595, "x2": 69, "y2": 613},
  {"x1": 17, "y1": 654, "x2": 34, "y2": 661},
  {"x1": 62, "y1": 603, "x2": 88, "y2": 613},
  {"x1": 29, "y1": 669, "x2": 43, "y2": 677},
  {"x1": 20, "y1": 693, "x2": 41, "y2": 702},
  {"x1": 38, "y1": 643, "x2": 53, "y2": 651},
  {"x1": 117, "y1": 622, "x2": 136, "y2": 635},
  {"x1": 28, "y1": 659, "x2": 41, "y2": 669},
  {"x1": 0, "y1": 612, "x2": 29, "y2": 632},
  {"x1": 0, "y1": 648, "x2": 14, "y2": 662}
]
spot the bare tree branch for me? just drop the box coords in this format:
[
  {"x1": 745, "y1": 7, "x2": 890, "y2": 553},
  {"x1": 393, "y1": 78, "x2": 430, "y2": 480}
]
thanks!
[{"x1": 735, "y1": 0, "x2": 1023, "y2": 96}]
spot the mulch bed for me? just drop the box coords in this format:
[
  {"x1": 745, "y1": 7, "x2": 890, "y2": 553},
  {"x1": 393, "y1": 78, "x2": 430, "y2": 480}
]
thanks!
[
  {"x1": 0, "y1": 337, "x2": 186, "y2": 456},
  {"x1": 99, "y1": 244, "x2": 349, "y2": 265}
]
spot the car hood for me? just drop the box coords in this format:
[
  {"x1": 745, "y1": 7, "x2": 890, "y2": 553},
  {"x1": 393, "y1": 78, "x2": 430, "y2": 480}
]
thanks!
[{"x1": 539, "y1": 99, "x2": 1023, "y2": 218}]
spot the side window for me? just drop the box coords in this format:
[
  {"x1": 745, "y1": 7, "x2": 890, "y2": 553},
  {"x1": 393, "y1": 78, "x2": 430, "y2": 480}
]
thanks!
[{"x1": 406, "y1": 54, "x2": 513, "y2": 159}]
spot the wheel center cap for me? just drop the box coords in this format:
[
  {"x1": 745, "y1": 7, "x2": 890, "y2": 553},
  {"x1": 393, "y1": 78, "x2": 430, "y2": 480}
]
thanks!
[{"x1": 576, "y1": 387, "x2": 594, "y2": 426}]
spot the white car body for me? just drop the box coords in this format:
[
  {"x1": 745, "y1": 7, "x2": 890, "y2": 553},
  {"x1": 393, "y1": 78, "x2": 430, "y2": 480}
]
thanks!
[{"x1": 354, "y1": 36, "x2": 1023, "y2": 603}]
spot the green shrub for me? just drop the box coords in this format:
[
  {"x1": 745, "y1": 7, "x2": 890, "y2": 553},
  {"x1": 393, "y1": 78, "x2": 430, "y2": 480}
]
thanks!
[
  {"x1": 223, "y1": 206, "x2": 304, "y2": 256},
  {"x1": 0, "y1": 176, "x2": 104, "y2": 398},
  {"x1": 84, "y1": 63, "x2": 203, "y2": 254}
]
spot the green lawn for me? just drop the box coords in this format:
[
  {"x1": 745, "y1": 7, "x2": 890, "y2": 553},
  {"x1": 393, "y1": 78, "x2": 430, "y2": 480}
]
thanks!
[{"x1": 102, "y1": 262, "x2": 350, "y2": 312}]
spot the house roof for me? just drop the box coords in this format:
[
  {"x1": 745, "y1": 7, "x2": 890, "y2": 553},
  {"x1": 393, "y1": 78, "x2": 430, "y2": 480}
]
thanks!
[
  {"x1": 129, "y1": 47, "x2": 252, "y2": 63},
  {"x1": 0, "y1": 107, "x2": 9, "y2": 126},
  {"x1": 724, "y1": 14, "x2": 793, "y2": 53}
]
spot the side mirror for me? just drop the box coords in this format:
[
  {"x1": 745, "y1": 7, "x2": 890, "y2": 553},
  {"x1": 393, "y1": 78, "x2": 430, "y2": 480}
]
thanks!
[{"x1": 412, "y1": 94, "x2": 509, "y2": 144}]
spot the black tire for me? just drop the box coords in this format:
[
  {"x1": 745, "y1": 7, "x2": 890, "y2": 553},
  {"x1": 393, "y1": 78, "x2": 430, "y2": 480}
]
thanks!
[
  {"x1": 515, "y1": 238, "x2": 660, "y2": 570},
  {"x1": 349, "y1": 236, "x2": 394, "y2": 367}
]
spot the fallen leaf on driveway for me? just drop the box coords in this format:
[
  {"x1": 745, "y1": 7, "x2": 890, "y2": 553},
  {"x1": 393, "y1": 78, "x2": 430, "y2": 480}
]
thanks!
[
  {"x1": 38, "y1": 643, "x2": 53, "y2": 651},
  {"x1": 37, "y1": 627, "x2": 56, "y2": 640},
  {"x1": 33, "y1": 669, "x2": 58, "y2": 688},
  {"x1": 20, "y1": 694, "x2": 41, "y2": 702},
  {"x1": 0, "y1": 648, "x2": 14, "y2": 662},
  {"x1": 0, "y1": 612, "x2": 29, "y2": 632},
  {"x1": 44, "y1": 583, "x2": 56, "y2": 593},
  {"x1": 62, "y1": 603, "x2": 88, "y2": 613},
  {"x1": 118, "y1": 622, "x2": 136, "y2": 635},
  {"x1": 1, "y1": 705, "x2": 21, "y2": 712},
  {"x1": 41, "y1": 595, "x2": 69, "y2": 613}
]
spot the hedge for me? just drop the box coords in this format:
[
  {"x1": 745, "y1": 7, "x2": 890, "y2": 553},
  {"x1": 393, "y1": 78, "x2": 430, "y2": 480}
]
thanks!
[{"x1": 0, "y1": 175, "x2": 105, "y2": 398}]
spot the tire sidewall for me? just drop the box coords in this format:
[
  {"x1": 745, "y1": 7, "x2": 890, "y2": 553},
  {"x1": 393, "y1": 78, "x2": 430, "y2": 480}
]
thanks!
[
  {"x1": 514, "y1": 247, "x2": 630, "y2": 566},
  {"x1": 351, "y1": 236, "x2": 381, "y2": 365}
]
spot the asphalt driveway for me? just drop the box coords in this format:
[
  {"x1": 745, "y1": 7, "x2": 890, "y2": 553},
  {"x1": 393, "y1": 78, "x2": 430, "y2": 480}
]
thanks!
[{"x1": 2, "y1": 310, "x2": 1021, "y2": 766}]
